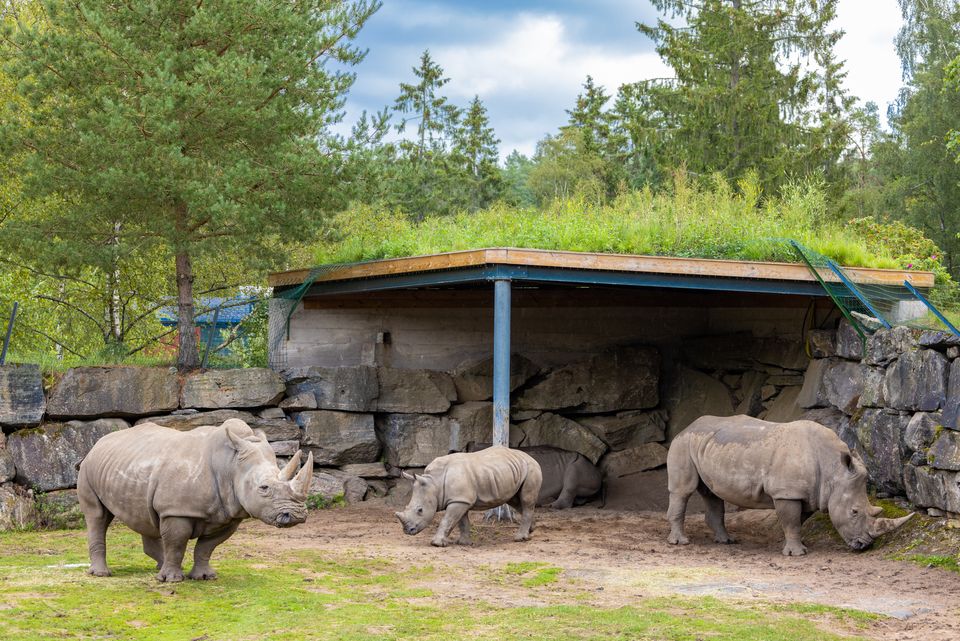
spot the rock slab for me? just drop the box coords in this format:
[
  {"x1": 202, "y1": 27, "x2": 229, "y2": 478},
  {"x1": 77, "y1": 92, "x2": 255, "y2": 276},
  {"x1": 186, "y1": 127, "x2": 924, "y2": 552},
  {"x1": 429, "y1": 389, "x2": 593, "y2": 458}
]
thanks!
[
  {"x1": 376, "y1": 368, "x2": 455, "y2": 414},
  {"x1": 46, "y1": 367, "x2": 178, "y2": 418},
  {"x1": 296, "y1": 411, "x2": 379, "y2": 465},
  {"x1": 0, "y1": 364, "x2": 45, "y2": 427},
  {"x1": 284, "y1": 366, "x2": 378, "y2": 412},
  {"x1": 181, "y1": 368, "x2": 285, "y2": 409},
  {"x1": 515, "y1": 413, "x2": 607, "y2": 464}
]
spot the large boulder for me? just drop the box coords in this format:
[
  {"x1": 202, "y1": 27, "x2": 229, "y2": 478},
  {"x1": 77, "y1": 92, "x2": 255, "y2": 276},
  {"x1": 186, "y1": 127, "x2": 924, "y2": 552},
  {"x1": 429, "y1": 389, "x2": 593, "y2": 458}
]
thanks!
[
  {"x1": 37, "y1": 489, "x2": 84, "y2": 529},
  {"x1": 882, "y1": 349, "x2": 948, "y2": 412},
  {"x1": 137, "y1": 409, "x2": 300, "y2": 441},
  {"x1": 376, "y1": 368, "x2": 455, "y2": 413},
  {"x1": 850, "y1": 409, "x2": 910, "y2": 495},
  {"x1": 734, "y1": 370, "x2": 767, "y2": 416},
  {"x1": 577, "y1": 410, "x2": 666, "y2": 450},
  {"x1": 514, "y1": 413, "x2": 607, "y2": 464},
  {"x1": 600, "y1": 443, "x2": 669, "y2": 480},
  {"x1": 283, "y1": 366, "x2": 378, "y2": 412},
  {"x1": 295, "y1": 411, "x2": 379, "y2": 465},
  {"x1": 6, "y1": 419, "x2": 130, "y2": 491},
  {"x1": 928, "y1": 430, "x2": 960, "y2": 472},
  {"x1": 864, "y1": 326, "x2": 919, "y2": 366},
  {"x1": 451, "y1": 354, "x2": 540, "y2": 402},
  {"x1": 309, "y1": 471, "x2": 368, "y2": 505},
  {"x1": 904, "y1": 464, "x2": 960, "y2": 513},
  {"x1": 46, "y1": 367, "x2": 178, "y2": 419},
  {"x1": 918, "y1": 330, "x2": 960, "y2": 350},
  {"x1": 662, "y1": 367, "x2": 734, "y2": 441},
  {"x1": 821, "y1": 361, "x2": 872, "y2": 414},
  {"x1": 796, "y1": 359, "x2": 830, "y2": 409},
  {"x1": 0, "y1": 484, "x2": 38, "y2": 531},
  {"x1": 514, "y1": 346, "x2": 659, "y2": 414},
  {"x1": 339, "y1": 462, "x2": 390, "y2": 478},
  {"x1": 0, "y1": 446, "x2": 15, "y2": 483},
  {"x1": 799, "y1": 407, "x2": 855, "y2": 451},
  {"x1": 0, "y1": 364, "x2": 45, "y2": 428},
  {"x1": 807, "y1": 330, "x2": 836, "y2": 359},
  {"x1": 180, "y1": 368, "x2": 285, "y2": 409},
  {"x1": 376, "y1": 414, "x2": 451, "y2": 468},
  {"x1": 762, "y1": 386, "x2": 803, "y2": 423},
  {"x1": 835, "y1": 320, "x2": 864, "y2": 361},
  {"x1": 942, "y1": 359, "x2": 960, "y2": 430},
  {"x1": 447, "y1": 402, "x2": 494, "y2": 452},
  {"x1": 904, "y1": 412, "x2": 941, "y2": 455}
]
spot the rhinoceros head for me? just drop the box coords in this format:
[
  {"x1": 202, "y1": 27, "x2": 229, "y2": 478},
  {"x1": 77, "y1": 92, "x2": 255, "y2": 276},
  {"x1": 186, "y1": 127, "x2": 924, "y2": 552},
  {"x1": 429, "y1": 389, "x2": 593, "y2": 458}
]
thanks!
[
  {"x1": 828, "y1": 451, "x2": 914, "y2": 551},
  {"x1": 394, "y1": 471, "x2": 439, "y2": 535},
  {"x1": 225, "y1": 420, "x2": 313, "y2": 528}
]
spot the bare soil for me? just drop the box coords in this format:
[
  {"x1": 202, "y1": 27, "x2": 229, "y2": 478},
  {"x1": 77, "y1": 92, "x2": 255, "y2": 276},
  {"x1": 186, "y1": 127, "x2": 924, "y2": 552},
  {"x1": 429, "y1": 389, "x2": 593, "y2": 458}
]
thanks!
[{"x1": 233, "y1": 499, "x2": 960, "y2": 641}]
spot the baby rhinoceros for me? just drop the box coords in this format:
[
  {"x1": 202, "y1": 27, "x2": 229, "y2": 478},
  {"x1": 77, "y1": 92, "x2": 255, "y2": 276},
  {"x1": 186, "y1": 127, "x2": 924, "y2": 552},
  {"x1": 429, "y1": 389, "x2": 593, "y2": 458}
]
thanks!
[
  {"x1": 666, "y1": 415, "x2": 913, "y2": 556},
  {"x1": 395, "y1": 446, "x2": 543, "y2": 547},
  {"x1": 78, "y1": 418, "x2": 313, "y2": 582}
]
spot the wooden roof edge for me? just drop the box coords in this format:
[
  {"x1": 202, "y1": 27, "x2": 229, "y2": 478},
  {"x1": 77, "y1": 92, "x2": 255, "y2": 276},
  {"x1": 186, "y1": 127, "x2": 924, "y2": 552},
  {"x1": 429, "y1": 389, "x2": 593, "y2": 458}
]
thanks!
[{"x1": 268, "y1": 247, "x2": 936, "y2": 289}]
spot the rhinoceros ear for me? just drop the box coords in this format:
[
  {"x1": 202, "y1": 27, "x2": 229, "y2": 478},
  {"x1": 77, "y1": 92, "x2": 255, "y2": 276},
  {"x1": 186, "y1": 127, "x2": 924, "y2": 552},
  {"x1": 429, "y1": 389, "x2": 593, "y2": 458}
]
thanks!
[
  {"x1": 401, "y1": 470, "x2": 417, "y2": 481},
  {"x1": 279, "y1": 450, "x2": 302, "y2": 481},
  {"x1": 226, "y1": 425, "x2": 256, "y2": 453}
]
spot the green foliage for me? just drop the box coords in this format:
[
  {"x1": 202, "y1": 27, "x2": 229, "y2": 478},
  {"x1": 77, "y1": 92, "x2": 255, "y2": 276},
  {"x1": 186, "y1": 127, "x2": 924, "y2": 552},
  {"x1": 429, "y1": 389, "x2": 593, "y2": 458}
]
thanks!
[
  {"x1": 502, "y1": 562, "x2": 563, "y2": 587},
  {"x1": 0, "y1": 525, "x2": 881, "y2": 641},
  {"x1": 902, "y1": 554, "x2": 960, "y2": 573},
  {"x1": 316, "y1": 173, "x2": 901, "y2": 270},
  {"x1": 306, "y1": 493, "x2": 346, "y2": 510}
]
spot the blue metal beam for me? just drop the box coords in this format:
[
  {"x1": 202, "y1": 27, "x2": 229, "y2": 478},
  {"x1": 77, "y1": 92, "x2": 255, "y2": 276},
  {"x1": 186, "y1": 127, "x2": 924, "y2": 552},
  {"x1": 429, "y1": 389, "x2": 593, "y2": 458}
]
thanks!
[
  {"x1": 904, "y1": 280, "x2": 960, "y2": 337},
  {"x1": 826, "y1": 260, "x2": 892, "y2": 329},
  {"x1": 492, "y1": 279, "x2": 511, "y2": 447},
  {"x1": 293, "y1": 264, "x2": 830, "y2": 298}
]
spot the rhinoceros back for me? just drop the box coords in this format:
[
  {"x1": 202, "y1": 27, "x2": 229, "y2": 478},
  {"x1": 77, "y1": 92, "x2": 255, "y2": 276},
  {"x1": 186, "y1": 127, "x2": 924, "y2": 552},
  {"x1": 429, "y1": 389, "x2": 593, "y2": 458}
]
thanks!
[{"x1": 78, "y1": 423, "x2": 232, "y2": 537}]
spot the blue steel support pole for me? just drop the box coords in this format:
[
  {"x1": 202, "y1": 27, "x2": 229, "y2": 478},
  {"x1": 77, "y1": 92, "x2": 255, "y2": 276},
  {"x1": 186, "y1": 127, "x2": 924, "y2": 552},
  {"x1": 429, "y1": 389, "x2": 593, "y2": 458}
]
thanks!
[
  {"x1": 904, "y1": 280, "x2": 960, "y2": 337},
  {"x1": 493, "y1": 278, "x2": 511, "y2": 448}
]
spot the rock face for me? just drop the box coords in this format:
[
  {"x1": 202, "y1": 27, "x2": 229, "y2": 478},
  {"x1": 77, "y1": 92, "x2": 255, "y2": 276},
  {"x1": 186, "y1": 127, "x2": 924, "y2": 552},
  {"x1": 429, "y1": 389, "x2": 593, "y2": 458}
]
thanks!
[
  {"x1": 340, "y1": 462, "x2": 389, "y2": 478},
  {"x1": 137, "y1": 409, "x2": 300, "y2": 441},
  {"x1": 37, "y1": 489, "x2": 84, "y2": 529},
  {"x1": 680, "y1": 334, "x2": 808, "y2": 372},
  {"x1": 446, "y1": 402, "x2": 494, "y2": 452},
  {"x1": 376, "y1": 414, "x2": 450, "y2": 468},
  {"x1": 904, "y1": 464, "x2": 960, "y2": 513},
  {"x1": 46, "y1": 367, "x2": 178, "y2": 418},
  {"x1": 0, "y1": 484, "x2": 38, "y2": 531},
  {"x1": 295, "y1": 411, "x2": 379, "y2": 465},
  {"x1": 451, "y1": 354, "x2": 540, "y2": 402},
  {"x1": 600, "y1": 443, "x2": 669, "y2": 479},
  {"x1": 309, "y1": 471, "x2": 368, "y2": 504},
  {"x1": 835, "y1": 320, "x2": 864, "y2": 361},
  {"x1": 180, "y1": 368, "x2": 285, "y2": 409},
  {"x1": 577, "y1": 410, "x2": 666, "y2": 450},
  {"x1": 762, "y1": 386, "x2": 803, "y2": 423},
  {"x1": 284, "y1": 366, "x2": 378, "y2": 412},
  {"x1": 941, "y1": 359, "x2": 960, "y2": 430},
  {"x1": 807, "y1": 330, "x2": 835, "y2": 359},
  {"x1": 0, "y1": 447, "x2": 15, "y2": 483},
  {"x1": 663, "y1": 367, "x2": 734, "y2": 440},
  {"x1": 928, "y1": 430, "x2": 960, "y2": 471},
  {"x1": 514, "y1": 413, "x2": 608, "y2": 464},
  {"x1": 797, "y1": 359, "x2": 830, "y2": 409},
  {"x1": 6, "y1": 419, "x2": 130, "y2": 491},
  {"x1": 514, "y1": 346, "x2": 659, "y2": 413},
  {"x1": 864, "y1": 327, "x2": 918, "y2": 366},
  {"x1": 904, "y1": 412, "x2": 940, "y2": 454},
  {"x1": 882, "y1": 349, "x2": 948, "y2": 412},
  {"x1": 375, "y1": 368, "x2": 455, "y2": 413},
  {"x1": 0, "y1": 364, "x2": 45, "y2": 427},
  {"x1": 850, "y1": 410, "x2": 909, "y2": 495}
]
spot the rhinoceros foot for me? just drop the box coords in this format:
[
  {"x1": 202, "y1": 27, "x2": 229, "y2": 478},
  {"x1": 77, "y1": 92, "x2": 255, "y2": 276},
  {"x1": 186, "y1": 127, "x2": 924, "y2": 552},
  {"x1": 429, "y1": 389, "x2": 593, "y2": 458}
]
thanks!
[
  {"x1": 188, "y1": 566, "x2": 218, "y2": 581},
  {"x1": 513, "y1": 532, "x2": 531, "y2": 542},
  {"x1": 157, "y1": 567, "x2": 185, "y2": 582},
  {"x1": 430, "y1": 536, "x2": 449, "y2": 547},
  {"x1": 87, "y1": 565, "x2": 112, "y2": 577},
  {"x1": 714, "y1": 534, "x2": 737, "y2": 544},
  {"x1": 781, "y1": 542, "x2": 808, "y2": 556},
  {"x1": 667, "y1": 532, "x2": 689, "y2": 545}
]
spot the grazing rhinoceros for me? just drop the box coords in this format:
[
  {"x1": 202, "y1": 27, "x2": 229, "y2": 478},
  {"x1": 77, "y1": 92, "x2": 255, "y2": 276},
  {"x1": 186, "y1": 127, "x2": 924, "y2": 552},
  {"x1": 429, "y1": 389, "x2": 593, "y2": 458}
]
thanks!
[
  {"x1": 77, "y1": 418, "x2": 313, "y2": 582},
  {"x1": 666, "y1": 415, "x2": 913, "y2": 556},
  {"x1": 395, "y1": 446, "x2": 542, "y2": 547},
  {"x1": 467, "y1": 443, "x2": 604, "y2": 508}
]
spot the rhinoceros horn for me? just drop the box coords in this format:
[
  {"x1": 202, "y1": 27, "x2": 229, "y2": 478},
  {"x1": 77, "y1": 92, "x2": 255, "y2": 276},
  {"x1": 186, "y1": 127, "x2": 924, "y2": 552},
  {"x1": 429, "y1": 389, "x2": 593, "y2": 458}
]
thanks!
[
  {"x1": 868, "y1": 513, "x2": 914, "y2": 538},
  {"x1": 291, "y1": 452, "x2": 313, "y2": 499},
  {"x1": 278, "y1": 450, "x2": 302, "y2": 481}
]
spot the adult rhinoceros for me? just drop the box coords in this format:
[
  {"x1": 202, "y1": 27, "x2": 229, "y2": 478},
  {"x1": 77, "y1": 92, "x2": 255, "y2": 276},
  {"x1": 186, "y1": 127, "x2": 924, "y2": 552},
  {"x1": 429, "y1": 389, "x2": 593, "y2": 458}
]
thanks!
[
  {"x1": 666, "y1": 415, "x2": 913, "y2": 556},
  {"x1": 78, "y1": 418, "x2": 313, "y2": 582}
]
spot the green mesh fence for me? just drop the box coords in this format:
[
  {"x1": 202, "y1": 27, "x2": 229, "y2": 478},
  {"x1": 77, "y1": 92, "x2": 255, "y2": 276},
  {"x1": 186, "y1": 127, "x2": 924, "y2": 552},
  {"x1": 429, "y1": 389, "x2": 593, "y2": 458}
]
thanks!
[{"x1": 789, "y1": 240, "x2": 959, "y2": 340}]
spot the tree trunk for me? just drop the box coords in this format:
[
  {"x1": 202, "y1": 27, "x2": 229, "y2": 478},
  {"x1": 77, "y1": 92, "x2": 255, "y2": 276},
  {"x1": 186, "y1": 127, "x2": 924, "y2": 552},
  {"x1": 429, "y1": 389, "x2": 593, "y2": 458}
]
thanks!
[{"x1": 175, "y1": 249, "x2": 199, "y2": 371}]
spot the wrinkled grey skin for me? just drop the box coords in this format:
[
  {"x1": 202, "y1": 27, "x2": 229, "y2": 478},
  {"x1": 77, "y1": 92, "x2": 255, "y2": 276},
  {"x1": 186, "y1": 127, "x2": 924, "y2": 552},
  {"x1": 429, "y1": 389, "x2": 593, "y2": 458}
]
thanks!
[
  {"x1": 78, "y1": 418, "x2": 313, "y2": 582},
  {"x1": 666, "y1": 415, "x2": 913, "y2": 556},
  {"x1": 395, "y1": 446, "x2": 543, "y2": 547},
  {"x1": 467, "y1": 443, "x2": 603, "y2": 508}
]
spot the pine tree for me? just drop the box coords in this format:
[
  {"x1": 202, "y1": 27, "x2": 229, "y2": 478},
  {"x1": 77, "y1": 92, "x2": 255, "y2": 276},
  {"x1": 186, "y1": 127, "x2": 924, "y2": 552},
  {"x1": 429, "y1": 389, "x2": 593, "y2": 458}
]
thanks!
[
  {"x1": 452, "y1": 96, "x2": 501, "y2": 211},
  {"x1": 0, "y1": 0, "x2": 380, "y2": 369},
  {"x1": 394, "y1": 50, "x2": 461, "y2": 160},
  {"x1": 636, "y1": 0, "x2": 851, "y2": 193}
]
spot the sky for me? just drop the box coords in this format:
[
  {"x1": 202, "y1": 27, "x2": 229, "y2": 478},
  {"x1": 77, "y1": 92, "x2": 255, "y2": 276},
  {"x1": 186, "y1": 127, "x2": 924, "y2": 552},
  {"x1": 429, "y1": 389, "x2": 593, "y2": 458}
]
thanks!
[{"x1": 337, "y1": 0, "x2": 905, "y2": 160}]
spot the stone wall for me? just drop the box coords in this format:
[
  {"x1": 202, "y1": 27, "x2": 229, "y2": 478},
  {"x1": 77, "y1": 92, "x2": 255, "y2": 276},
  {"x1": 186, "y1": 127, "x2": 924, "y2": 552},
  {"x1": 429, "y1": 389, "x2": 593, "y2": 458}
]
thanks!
[{"x1": 798, "y1": 321, "x2": 960, "y2": 515}]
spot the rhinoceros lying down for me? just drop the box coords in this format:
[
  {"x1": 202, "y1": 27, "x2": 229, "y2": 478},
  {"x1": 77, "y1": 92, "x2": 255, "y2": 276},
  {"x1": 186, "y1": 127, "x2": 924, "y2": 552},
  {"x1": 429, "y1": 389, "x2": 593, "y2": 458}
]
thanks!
[
  {"x1": 78, "y1": 419, "x2": 313, "y2": 582},
  {"x1": 467, "y1": 443, "x2": 603, "y2": 508},
  {"x1": 395, "y1": 446, "x2": 542, "y2": 547},
  {"x1": 666, "y1": 415, "x2": 913, "y2": 556}
]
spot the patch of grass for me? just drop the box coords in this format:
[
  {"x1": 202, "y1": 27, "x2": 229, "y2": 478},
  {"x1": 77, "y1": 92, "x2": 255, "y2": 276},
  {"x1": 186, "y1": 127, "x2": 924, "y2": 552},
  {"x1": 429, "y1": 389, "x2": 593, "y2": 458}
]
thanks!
[
  {"x1": 503, "y1": 561, "x2": 563, "y2": 587},
  {"x1": 306, "y1": 493, "x2": 346, "y2": 510},
  {"x1": 0, "y1": 526, "x2": 884, "y2": 641},
  {"x1": 898, "y1": 554, "x2": 960, "y2": 573}
]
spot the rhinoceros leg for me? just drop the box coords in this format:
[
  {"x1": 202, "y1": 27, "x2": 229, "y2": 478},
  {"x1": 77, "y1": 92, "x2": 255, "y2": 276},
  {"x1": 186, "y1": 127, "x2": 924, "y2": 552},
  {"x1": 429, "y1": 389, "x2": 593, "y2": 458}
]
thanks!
[
  {"x1": 512, "y1": 473, "x2": 540, "y2": 542},
  {"x1": 141, "y1": 535, "x2": 163, "y2": 570},
  {"x1": 432, "y1": 502, "x2": 471, "y2": 547},
  {"x1": 189, "y1": 521, "x2": 240, "y2": 580},
  {"x1": 456, "y1": 512, "x2": 472, "y2": 545},
  {"x1": 80, "y1": 493, "x2": 114, "y2": 577},
  {"x1": 697, "y1": 485, "x2": 735, "y2": 544},
  {"x1": 157, "y1": 517, "x2": 194, "y2": 582},
  {"x1": 774, "y1": 499, "x2": 808, "y2": 556}
]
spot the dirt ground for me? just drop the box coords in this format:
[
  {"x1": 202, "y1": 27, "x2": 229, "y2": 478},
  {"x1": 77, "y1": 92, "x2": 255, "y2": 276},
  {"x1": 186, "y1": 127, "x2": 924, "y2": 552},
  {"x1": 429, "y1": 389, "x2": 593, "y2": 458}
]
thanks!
[{"x1": 233, "y1": 495, "x2": 960, "y2": 641}]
